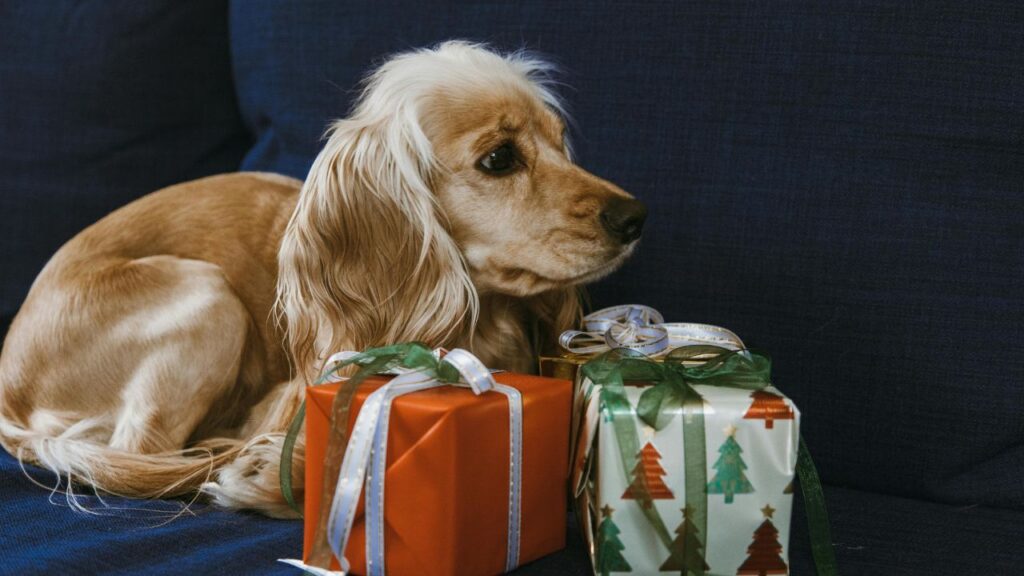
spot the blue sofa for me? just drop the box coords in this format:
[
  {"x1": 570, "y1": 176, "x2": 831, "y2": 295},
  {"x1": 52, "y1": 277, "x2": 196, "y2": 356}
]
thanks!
[{"x1": 2, "y1": 2, "x2": 1022, "y2": 574}]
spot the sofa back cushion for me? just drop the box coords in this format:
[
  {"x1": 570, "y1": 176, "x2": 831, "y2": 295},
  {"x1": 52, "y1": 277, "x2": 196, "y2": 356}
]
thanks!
[
  {"x1": 229, "y1": 1, "x2": 1022, "y2": 509},
  {"x1": 0, "y1": 1, "x2": 250, "y2": 337}
]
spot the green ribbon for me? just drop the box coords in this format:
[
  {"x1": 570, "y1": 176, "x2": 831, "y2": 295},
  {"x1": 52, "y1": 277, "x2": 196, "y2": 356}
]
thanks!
[
  {"x1": 798, "y1": 437, "x2": 839, "y2": 575},
  {"x1": 280, "y1": 400, "x2": 306, "y2": 515},
  {"x1": 581, "y1": 346, "x2": 837, "y2": 576},
  {"x1": 278, "y1": 343, "x2": 458, "y2": 568}
]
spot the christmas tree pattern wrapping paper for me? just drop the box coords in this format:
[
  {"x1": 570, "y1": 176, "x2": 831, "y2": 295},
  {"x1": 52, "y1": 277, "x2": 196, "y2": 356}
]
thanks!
[{"x1": 575, "y1": 358, "x2": 799, "y2": 576}]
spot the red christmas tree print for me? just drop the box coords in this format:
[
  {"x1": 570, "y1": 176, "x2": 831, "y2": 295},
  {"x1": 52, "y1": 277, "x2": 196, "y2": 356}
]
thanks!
[
  {"x1": 743, "y1": 391, "x2": 794, "y2": 430},
  {"x1": 736, "y1": 504, "x2": 789, "y2": 575},
  {"x1": 621, "y1": 442, "x2": 674, "y2": 506}
]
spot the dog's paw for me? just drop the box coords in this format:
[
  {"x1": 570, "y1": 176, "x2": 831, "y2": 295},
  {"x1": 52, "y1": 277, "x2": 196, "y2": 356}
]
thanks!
[{"x1": 201, "y1": 433, "x2": 303, "y2": 519}]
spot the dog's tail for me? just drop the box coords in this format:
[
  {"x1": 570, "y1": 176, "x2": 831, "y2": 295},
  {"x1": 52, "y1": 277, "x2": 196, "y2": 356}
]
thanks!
[{"x1": 0, "y1": 413, "x2": 244, "y2": 510}]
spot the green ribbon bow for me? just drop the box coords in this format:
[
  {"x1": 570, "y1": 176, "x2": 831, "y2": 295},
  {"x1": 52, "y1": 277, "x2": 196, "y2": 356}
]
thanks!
[
  {"x1": 279, "y1": 343, "x2": 459, "y2": 569},
  {"x1": 581, "y1": 346, "x2": 838, "y2": 576}
]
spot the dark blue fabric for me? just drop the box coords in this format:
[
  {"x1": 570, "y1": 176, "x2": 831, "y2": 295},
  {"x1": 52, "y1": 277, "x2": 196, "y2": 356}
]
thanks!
[
  {"x1": 3, "y1": 0, "x2": 1023, "y2": 574},
  {"x1": 0, "y1": 451, "x2": 299, "y2": 575},
  {"x1": 0, "y1": 0, "x2": 251, "y2": 340},
  {"x1": 229, "y1": 0, "x2": 1024, "y2": 512},
  {"x1": 786, "y1": 484, "x2": 1024, "y2": 575},
  {"x1": 5, "y1": 449, "x2": 1023, "y2": 575},
  {"x1": 1, "y1": 450, "x2": 596, "y2": 575}
]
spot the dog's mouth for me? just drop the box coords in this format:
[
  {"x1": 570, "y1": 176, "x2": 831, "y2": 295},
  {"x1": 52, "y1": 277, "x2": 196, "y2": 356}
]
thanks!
[
  {"x1": 477, "y1": 239, "x2": 638, "y2": 296},
  {"x1": 526, "y1": 240, "x2": 638, "y2": 287},
  {"x1": 569, "y1": 241, "x2": 638, "y2": 284}
]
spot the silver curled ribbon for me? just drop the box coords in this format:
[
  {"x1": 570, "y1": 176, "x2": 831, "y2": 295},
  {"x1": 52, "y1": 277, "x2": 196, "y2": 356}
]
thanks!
[
  {"x1": 280, "y1": 349, "x2": 522, "y2": 576},
  {"x1": 559, "y1": 304, "x2": 746, "y2": 356}
]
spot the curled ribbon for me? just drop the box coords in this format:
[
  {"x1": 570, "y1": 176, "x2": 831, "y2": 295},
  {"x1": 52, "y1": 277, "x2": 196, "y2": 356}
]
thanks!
[
  {"x1": 280, "y1": 344, "x2": 523, "y2": 575},
  {"x1": 559, "y1": 304, "x2": 746, "y2": 356}
]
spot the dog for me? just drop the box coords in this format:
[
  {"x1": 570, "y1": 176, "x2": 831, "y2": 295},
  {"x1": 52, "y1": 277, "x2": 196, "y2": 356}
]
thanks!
[{"x1": 0, "y1": 41, "x2": 646, "y2": 517}]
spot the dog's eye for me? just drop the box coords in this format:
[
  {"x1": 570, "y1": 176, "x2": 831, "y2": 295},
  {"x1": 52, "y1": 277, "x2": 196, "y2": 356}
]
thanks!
[{"x1": 478, "y1": 143, "x2": 519, "y2": 175}]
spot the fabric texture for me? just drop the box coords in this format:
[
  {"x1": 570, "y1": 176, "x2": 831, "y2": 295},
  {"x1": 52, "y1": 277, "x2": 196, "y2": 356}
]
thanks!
[
  {"x1": 1, "y1": 0, "x2": 1022, "y2": 574},
  {"x1": 4, "y1": 451, "x2": 1023, "y2": 575},
  {"x1": 0, "y1": 0, "x2": 251, "y2": 339}
]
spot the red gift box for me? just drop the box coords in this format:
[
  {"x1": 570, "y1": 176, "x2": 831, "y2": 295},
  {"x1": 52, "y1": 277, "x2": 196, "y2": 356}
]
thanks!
[{"x1": 303, "y1": 372, "x2": 572, "y2": 575}]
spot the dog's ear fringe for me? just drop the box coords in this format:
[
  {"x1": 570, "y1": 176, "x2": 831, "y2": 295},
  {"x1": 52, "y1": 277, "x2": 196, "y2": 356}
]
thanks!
[
  {"x1": 276, "y1": 110, "x2": 477, "y2": 383},
  {"x1": 527, "y1": 286, "x2": 584, "y2": 354}
]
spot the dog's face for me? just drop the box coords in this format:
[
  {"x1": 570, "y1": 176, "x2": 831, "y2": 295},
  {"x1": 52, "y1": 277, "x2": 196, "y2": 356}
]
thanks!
[
  {"x1": 424, "y1": 87, "x2": 646, "y2": 297},
  {"x1": 281, "y1": 43, "x2": 642, "y2": 373}
]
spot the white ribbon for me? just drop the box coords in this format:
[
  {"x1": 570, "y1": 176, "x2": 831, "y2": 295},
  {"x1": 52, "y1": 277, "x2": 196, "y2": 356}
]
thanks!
[
  {"x1": 281, "y1": 348, "x2": 522, "y2": 575},
  {"x1": 559, "y1": 304, "x2": 746, "y2": 356}
]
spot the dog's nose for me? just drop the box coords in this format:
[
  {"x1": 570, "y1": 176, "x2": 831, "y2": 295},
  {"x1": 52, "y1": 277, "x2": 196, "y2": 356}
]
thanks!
[{"x1": 600, "y1": 197, "x2": 647, "y2": 244}]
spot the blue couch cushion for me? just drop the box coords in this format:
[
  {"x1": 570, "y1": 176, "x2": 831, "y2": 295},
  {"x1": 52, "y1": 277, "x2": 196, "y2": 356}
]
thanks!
[
  {"x1": 0, "y1": 451, "x2": 301, "y2": 575},
  {"x1": 229, "y1": 0, "x2": 1023, "y2": 511},
  {"x1": 0, "y1": 0, "x2": 250, "y2": 338},
  {"x1": 5, "y1": 450, "x2": 1022, "y2": 575}
]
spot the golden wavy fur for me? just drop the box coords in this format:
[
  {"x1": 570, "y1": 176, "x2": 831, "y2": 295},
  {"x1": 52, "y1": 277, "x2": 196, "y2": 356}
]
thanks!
[{"x1": 0, "y1": 42, "x2": 644, "y2": 517}]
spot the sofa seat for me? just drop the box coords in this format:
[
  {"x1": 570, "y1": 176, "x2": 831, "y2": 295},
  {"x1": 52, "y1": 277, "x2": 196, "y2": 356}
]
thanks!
[{"x1": 4, "y1": 450, "x2": 1021, "y2": 575}]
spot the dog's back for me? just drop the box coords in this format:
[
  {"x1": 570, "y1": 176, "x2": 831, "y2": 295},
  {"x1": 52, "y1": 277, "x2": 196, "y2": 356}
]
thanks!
[{"x1": 0, "y1": 172, "x2": 300, "y2": 508}]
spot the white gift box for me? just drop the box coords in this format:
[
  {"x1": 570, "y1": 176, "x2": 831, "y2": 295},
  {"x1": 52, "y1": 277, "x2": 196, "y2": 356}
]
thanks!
[{"x1": 575, "y1": 375, "x2": 800, "y2": 576}]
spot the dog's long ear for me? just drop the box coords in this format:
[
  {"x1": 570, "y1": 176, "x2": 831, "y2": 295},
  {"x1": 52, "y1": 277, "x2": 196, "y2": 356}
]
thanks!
[
  {"x1": 277, "y1": 105, "x2": 477, "y2": 381},
  {"x1": 526, "y1": 287, "x2": 583, "y2": 355}
]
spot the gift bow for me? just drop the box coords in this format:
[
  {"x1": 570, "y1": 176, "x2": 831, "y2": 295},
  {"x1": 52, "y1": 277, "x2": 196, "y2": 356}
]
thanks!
[
  {"x1": 579, "y1": 346, "x2": 837, "y2": 576},
  {"x1": 280, "y1": 344, "x2": 523, "y2": 576},
  {"x1": 559, "y1": 304, "x2": 745, "y2": 356}
]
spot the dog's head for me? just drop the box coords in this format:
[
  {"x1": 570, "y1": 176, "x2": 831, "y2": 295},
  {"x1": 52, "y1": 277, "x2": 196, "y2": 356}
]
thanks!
[
  {"x1": 279, "y1": 42, "x2": 644, "y2": 372},
  {"x1": 416, "y1": 46, "x2": 645, "y2": 295}
]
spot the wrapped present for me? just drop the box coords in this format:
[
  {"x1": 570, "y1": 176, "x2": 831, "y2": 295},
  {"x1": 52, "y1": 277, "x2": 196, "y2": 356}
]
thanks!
[
  {"x1": 282, "y1": 344, "x2": 572, "y2": 576},
  {"x1": 573, "y1": 347, "x2": 801, "y2": 576}
]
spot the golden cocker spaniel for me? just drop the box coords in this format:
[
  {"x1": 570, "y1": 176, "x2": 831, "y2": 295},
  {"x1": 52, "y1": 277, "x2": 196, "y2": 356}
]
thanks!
[{"x1": 0, "y1": 41, "x2": 646, "y2": 517}]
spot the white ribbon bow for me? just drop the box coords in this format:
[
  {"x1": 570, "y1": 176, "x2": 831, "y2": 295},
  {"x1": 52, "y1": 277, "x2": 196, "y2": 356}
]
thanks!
[
  {"x1": 559, "y1": 304, "x2": 746, "y2": 356},
  {"x1": 281, "y1": 349, "x2": 522, "y2": 576}
]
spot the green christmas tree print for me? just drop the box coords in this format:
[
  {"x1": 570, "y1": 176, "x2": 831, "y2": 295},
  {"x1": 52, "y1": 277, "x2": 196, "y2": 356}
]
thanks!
[
  {"x1": 596, "y1": 504, "x2": 632, "y2": 575},
  {"x1": 660, "y1": 505, "x2": 710, "y2": 575},
  {"x1": 707, "y1": 425, "x2": 754, "y2": 504}
]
